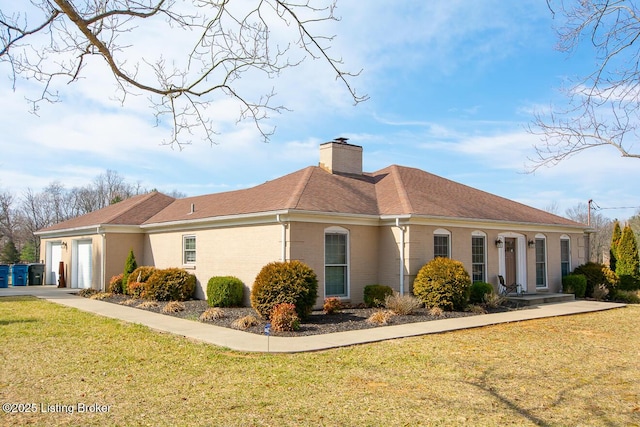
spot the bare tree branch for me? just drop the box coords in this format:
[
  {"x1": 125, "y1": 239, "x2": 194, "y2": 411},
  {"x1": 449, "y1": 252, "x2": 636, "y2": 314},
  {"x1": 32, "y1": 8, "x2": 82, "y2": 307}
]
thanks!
[
  {"x1": 529, "y1": 0, "x2": 640, "y2": 171},
  {"x1": 0, "y1": 0, "x2": 366, "y2": 148}
]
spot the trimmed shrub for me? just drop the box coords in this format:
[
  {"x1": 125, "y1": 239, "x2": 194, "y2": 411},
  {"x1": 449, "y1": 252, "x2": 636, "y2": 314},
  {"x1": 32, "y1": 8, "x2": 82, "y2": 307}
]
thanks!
[
  {"x1": 206, "y1": 276, "x2": 244, "y2": 307},
  {"x1": 126, "y1": 266, "x2": 157, "y2": 294},
  {"x1": 562, "y1": 274, "x2": 587, "y2": 298},
  {"x1": 469, "y1": 281, "x2": 494, "y2": 305},
  {"x1": 145, "y1": 268, "x2": 196, "y2": 301},
  {"x1": 127, "y1": 281, "x2": 147, "y2": 299},
  {"x1": 323, "y1": 297, "x2": 342, "y2": 314},
  {"x1": 363, "y1": 284, "x2": 394, "y2": 308},
  {"x1": 108, "y1": 274, "x2": 124, "y2": 294},
  {"x1": 250, "y1": 261, "x2": 318, "y2": 320},
  {"x1": 122, "y1": 249, "x2": 138, "y2": 292},
  {"x1": 573, "y1": 262, "x2": 618, "y2": 297},
  {"x1": 270, "y1": 303, "x2": 300, "y2": 332},
  {"x1": 413, "y1": 258, "x2": 471, "y2": 311},
  {"x1": 383, "y1": 293, "x2": 422, "y2": 315}
]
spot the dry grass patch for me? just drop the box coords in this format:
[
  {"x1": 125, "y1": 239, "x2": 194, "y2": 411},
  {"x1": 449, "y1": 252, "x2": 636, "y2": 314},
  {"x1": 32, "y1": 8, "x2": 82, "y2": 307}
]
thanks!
[
  {"x1": 1, "y1": 296, "x2": 638, "y2": 427},
  {"x1": 137, "y1": 301, "x2": 159, "y2": 309}
]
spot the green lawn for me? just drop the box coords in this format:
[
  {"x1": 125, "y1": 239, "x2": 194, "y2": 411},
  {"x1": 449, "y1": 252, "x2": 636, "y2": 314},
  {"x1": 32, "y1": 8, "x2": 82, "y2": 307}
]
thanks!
[{"x1": 1, "y1": 296, "x2": 639, "y2": 426}]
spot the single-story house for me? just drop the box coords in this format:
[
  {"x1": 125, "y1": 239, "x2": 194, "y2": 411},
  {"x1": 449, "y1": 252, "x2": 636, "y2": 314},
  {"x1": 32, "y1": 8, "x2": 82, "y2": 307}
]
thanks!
[{"x1": 36, "y1": 140, "x2": 590, "y2": 305}]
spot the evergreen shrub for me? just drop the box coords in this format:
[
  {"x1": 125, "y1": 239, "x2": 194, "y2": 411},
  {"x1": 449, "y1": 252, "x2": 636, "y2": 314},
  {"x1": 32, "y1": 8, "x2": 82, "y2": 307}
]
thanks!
[
  {"x1": 573, "y1": 262, "x2": 618, "y2": 297},
  {"x1": 469, "y1": 281, "x2": 494, "y2": 305},
  {"x1": 363, "y1": 284, "x2": 393, "y2": 308},
  {"x1": 412, "y1": 257, "x2": 471, "y2": 311},
  {"x1": 562, "y1": 274, "x2": 587, "y2": 298},
  {"x1": 145, "y1": 268, "x2": 196, "y2": 301},
  {"x1": 122, "y1": 249, "x2": 138, "y2": 292},
  {"x1": 250, "y1": 261, "x2": 318, "y2": 320},
  {"x1": 206, "y1": 276, "x2": 244, "y2": 307},
  {"x1": 108, "y1": 274, "x2": 124, "y2": 294}
]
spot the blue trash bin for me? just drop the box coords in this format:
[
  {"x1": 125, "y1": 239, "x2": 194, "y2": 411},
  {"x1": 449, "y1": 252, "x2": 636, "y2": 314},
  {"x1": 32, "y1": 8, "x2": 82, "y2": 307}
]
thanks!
[
  {"x1": 0, "y1": 264, "x2": 9, "y2": 288},
  {"x1": 11, "y1": 264, "x2": 28, "y2": 286}
]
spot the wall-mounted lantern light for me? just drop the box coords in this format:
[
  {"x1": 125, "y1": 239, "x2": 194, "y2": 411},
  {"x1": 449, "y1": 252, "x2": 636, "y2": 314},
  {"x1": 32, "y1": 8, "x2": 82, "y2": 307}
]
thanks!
[
  {"x1": 495, "y1": 237, "x2": 504, "y2": 248},
  {"x1": 528, "y1": 239, "x2": 536, "y2": 248},
  {"x1": 61, "y1": 241, "x2": 68, "y2": 250}
]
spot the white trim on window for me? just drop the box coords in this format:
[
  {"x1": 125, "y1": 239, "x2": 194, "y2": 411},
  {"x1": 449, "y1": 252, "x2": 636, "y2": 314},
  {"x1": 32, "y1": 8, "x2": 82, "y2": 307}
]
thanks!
[
  {"x1": 324, "y1": 226, "x2": 350, "y2": 298},
  {"x1": 471, "y1": 231, "x2": 487, "y2": 283},
  {"x1": 560, "y1": 235, "x2": 571, "y2": 277},
  {"x1": 535, "y1": 233, "x2": 548, "y2": 289},
  {"x1": 183, "y1": 235, "x2": 196, "y2": 265}
]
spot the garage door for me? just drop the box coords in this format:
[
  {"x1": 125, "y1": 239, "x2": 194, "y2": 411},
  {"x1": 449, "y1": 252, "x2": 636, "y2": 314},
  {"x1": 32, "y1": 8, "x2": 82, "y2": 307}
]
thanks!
[{"x1": 74, "y1": 240, "x2": 92, "y2": 289}]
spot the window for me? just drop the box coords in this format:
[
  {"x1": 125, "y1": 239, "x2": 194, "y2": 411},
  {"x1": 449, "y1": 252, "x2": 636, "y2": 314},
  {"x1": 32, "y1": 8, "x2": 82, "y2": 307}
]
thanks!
[
  {"x1": 535, "y1": 236, "x2": 547, "y2": 288},
  {"x1": 560, "y1": 236, "x2": 571, "y2": 277},
  {"x1": 471, "y1": 233, "x2": 486, "y2": 283},
  {"x1": 325, "y1": 228, "x2": 349, "y2": 297},
  {"x1": 434, "y1": 229, "x2": 450, "y2": 258},
  {"x1": 183, "y1": 235, "x2": 196, "y2": 264}
]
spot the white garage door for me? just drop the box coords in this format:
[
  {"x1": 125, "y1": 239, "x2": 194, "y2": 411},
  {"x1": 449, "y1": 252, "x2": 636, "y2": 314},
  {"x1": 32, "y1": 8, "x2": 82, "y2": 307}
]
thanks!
[{"x1": 73, "y1": 240, "x2": 92, "y2": 289}]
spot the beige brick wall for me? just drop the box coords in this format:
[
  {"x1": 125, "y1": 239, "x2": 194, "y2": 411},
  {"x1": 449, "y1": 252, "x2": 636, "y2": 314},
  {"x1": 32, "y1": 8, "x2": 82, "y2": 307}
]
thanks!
[{"x1": 144, "y1": 224, "x2": 282, "y2": 302}]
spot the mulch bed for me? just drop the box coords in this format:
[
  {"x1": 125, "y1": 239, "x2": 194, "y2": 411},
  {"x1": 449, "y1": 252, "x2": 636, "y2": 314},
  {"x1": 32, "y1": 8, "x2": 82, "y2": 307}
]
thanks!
[{"x1": 85, "y1": 293, "x2": 526, "y2": 337}]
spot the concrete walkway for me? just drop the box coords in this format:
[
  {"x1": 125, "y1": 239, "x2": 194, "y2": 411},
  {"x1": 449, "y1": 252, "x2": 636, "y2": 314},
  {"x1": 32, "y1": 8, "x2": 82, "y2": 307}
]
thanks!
[{"x1": 0, "y1": 286, "x2": 627, "y2": 353}]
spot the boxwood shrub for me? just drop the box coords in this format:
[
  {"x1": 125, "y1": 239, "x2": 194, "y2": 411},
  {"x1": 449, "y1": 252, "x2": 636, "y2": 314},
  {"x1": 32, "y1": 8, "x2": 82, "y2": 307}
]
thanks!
[
  {"x1": 562, "y1": 274, "x2": 587, "y2": 298},
  {"x1": 363, "y1": 284, "x2": 393, "y2": 308},
  {"x1": 207, "y1": 276, "x2": 244, "y2": 307}
]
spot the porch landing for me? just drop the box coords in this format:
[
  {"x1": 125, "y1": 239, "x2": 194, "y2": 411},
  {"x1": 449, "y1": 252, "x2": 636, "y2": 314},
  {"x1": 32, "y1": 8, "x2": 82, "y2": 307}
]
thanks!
[{"x1": 505, "y1": 292, "x2": 575, "y2": 306}]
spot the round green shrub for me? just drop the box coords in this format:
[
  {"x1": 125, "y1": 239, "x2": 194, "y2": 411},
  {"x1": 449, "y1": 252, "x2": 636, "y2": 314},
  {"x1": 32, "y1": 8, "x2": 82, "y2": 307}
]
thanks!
[
  {"x1": 250, "y1": 260, "x2": 318, "y2": 320},
  {"x1": 573, "y1": 262, "x2": 618, "y2": 297},
  {"x1": 562, "y1": 274, "x2": 587, "y2": 298},
  {"x1": 469, "y1": 281, "x2": 494, "y2": 305},
  {"x1": 412, "y1": 258, "x2": 471, "y2": 311},
  {"x1": 363, "y1": 284, "x2": 393, "y2": 308},
  {"x1": 145, "y1": 268, "x2": 196, "y2": 301},
  {"x1": 207, "y1": 276, "x2": 244, "y2": 307}
]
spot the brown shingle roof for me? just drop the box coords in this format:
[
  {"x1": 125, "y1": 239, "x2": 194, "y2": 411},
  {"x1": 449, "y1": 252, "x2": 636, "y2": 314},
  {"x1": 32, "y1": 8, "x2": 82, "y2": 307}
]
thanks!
[
  {"x1": 141, "y1": 165, "x2": 584, "y2": 228},
  {"x1": 37, "y1": 191, "x2": 175, "y2": 233}
]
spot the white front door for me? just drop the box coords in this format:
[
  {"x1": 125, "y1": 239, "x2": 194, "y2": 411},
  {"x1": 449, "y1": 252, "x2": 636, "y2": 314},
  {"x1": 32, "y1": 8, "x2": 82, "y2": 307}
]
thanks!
[{"x1": 73, "y1": 240, "x2": 92, "y2": 289}]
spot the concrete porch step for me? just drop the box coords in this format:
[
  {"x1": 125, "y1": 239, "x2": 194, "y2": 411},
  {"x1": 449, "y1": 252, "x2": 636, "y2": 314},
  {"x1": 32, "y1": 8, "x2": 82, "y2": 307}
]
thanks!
[{"x1": 505, "y1": 293, "x2": 575, "y2": 306}]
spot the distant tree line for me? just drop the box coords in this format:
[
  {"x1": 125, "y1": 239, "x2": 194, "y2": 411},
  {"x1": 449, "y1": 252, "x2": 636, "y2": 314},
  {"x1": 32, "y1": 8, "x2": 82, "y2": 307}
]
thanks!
[{"x1": 0, "y1": 170, "x2": 184, "y2": 264}]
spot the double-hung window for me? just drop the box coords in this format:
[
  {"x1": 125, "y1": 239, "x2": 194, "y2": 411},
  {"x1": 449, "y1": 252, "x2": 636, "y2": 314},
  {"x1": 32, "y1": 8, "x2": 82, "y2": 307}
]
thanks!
[
  {"x1": 434, "y1": 229, "x2": 451, "y2": 258},
  {"x1": 325, "y1": 228, "x2": 349, "y2": 297},
  {"x1": 183, "y1": 235, "x2": 196, "y2": 264},
  {"x1": 560, "y1": 236, "x2": 571, "y2": 277},
  {"x1": 471, "y1": 232, "x2": 486, "y2": 283},
  {"x1": 535, "y1": 235, "x2": 547, "y2": 288}
]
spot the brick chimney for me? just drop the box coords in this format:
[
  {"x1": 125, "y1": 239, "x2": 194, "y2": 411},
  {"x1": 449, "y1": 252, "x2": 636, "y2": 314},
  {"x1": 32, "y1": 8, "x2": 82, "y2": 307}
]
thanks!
[{"x1": 319, "y1": 137, "x2": 363, "y2": 175}]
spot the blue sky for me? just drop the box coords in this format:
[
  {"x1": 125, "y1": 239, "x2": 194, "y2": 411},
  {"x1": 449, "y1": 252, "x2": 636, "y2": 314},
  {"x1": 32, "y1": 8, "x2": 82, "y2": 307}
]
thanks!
[{"x1": 1, "y1": 1, "x2": 639, "y2": 221}]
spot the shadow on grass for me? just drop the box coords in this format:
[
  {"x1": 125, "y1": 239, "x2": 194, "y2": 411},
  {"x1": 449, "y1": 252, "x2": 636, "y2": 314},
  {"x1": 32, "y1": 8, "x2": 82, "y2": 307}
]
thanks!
[{"x1": 0, "y1": 318, "x2": 38, "y2": 326}]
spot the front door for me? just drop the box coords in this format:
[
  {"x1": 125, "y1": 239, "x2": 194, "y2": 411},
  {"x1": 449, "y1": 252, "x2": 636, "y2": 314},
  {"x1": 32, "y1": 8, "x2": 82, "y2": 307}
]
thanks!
[{"x1": 505, "y1": 238, "x2": 517, "y2": 286}]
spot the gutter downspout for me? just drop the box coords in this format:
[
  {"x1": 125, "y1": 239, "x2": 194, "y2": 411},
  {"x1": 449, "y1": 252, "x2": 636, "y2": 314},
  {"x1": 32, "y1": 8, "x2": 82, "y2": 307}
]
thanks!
[
  {"x1": 395, "y1": 218, "x2": 406, "y2": 296},
  {"x1": 98, "y1": 226, "x2": 106, "y2": 292},
  {"x1": 276, "y1": 214, "x2": 287, "y2": 262}
]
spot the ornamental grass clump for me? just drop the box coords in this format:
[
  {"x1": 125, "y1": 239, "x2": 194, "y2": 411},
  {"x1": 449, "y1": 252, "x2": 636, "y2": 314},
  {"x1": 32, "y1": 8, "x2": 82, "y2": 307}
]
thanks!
[
  {"x1": 162, "y1": 301, "x2": 185, "y2": 313},
  {"x1": 270, "y1": 303, "x2": 300, "y2": 332},
  {"x1": 231, "y1": 315, "x2": 258, "y2": 330},
  {"x1": 199, "y1": 307, "x2": 225, "y2": 322},
  {"x1": 251, "y1": 261, "x2": 318, "y2": 320},
  {"x1": 413, "y1": 257, "x2": 471, "y2": 311},
  {"x1": 366, "y1": 310, "x2": 395, "y2": 325},
  {"x1": 383, "y1": 293, "x2": 422, "y2": 315}
]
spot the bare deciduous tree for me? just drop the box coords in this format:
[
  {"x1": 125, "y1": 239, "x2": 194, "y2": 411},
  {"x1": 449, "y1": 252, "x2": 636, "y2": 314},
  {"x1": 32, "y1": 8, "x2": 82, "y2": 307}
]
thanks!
[
  {"x1": 529, "y1": 0, "x2": 640, "y2": 170},
  {"x1": 0, "y1": 1, "x2": 366, "y2": 148},
  {"x1": 565, "y1": 202, "x2": 613, "y2": 263}
]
